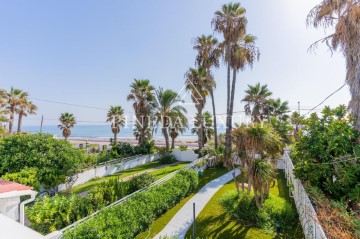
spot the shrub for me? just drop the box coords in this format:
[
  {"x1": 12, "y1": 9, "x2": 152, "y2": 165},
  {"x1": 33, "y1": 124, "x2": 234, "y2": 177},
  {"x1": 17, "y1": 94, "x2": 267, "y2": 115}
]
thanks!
[
  {"x1": 128, "y1": 173, "x2": 157, "y2": 192},
  {"x1": 26, "y1": 173, "x2": 157, "y2": 234},
  {"x1": 258, "y1": 195, "x2": 297, "y2": 231},
  {"x1": 62, "y1": 170, "x2": 198, "y2": 239},
  {"x1": 158, "y1": 154, "x2": 176, "y2": 165},
  {"x1": 219, "y1": 190, "x2": 297, "y2": 232},
  {"x1": 2, "y1": 167, "x2": 41, "y2": 191},
  {"x1": 219, "y1": 190, "x2": 257, "y2": 224},
  {"x1": 0, "y1": 134, "x2": 84, "y2": 189},
  {"x1": 179, "y1": 145, "x2": 188, "y2": 151}
]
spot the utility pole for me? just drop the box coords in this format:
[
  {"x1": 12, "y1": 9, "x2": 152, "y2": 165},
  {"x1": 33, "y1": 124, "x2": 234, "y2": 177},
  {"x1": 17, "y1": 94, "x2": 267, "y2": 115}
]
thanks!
[
  {"x1": 193, "y1": 203, "x2": 196, "y2": 239},
  {"x1": 40, "y1": 115, "x2": 44, "y2": 133},
  {"x1": 298, "y1": 102, "x2": 300, "y2": 115}
]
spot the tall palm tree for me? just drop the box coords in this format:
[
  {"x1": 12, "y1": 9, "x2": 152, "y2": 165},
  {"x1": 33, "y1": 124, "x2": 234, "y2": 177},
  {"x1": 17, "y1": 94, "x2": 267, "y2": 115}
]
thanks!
[
  {"x1": 5, "y1": 87, "x2": 28, "y2": 133},
  {"x1": 16, "y1": 99, "x2": 37, "y2": 133},
  {"x1": 193, "y1": 34, "x2": 221, "y2": 149},
  {"x1": 127, "y1": 79, "x2": 155, "y2": 144},
  {"x1": 58, "y1": 113, "x2": 76, "y2": 141},
  {"x1": 185, "y1": 67, "x2": 208, "y2": 152},
  {"x1": 212, "y1": 3, "x2": 259, "y2": 162},
  {"x1": 191, "y1": 111, "x2": 214, "y2": 146},
  {"x1": 106, "y1": 106, "x2": 125, "y2": 143},
  {"x1": 153, "y1": 88, "x2": 187, "y2": 149},
  {"x1": 242, "y1": 83, "x2": 272, "y2": 122},
  {"x1": 307, "y1": 0, "x2": 360, "y2": 131}
]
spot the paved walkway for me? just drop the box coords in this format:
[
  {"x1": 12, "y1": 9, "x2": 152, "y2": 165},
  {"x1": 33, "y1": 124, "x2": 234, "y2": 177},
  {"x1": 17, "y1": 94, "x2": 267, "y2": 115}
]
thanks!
[{"x1": 154, "y1": 169, "x2": 241, "y2": 239}]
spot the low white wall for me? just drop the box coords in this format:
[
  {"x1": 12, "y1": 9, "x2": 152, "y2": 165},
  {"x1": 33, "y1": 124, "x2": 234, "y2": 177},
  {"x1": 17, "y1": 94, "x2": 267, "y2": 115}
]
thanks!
[
  {"x1": 58, "y1": 154, "x2": 159, "y2": 192},
  {"x1": 0, "y1": 197, "x2": 20, "y2": 221},
  {"x1": 172, "y1": 149, "x2": 198, "y2": 162}
]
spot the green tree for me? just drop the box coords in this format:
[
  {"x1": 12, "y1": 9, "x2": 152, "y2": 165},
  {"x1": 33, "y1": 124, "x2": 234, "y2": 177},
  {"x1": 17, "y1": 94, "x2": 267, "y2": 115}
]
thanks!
[
  {"x1": 242, "y1": 83, "x2": 272, "y2": 122},
  {"x1": 185, "y1": 67, "x2": 208, "y2": 152},
  {"x1": 58, "y1": 113, "x2": 76, "y2": 141},
  {"x1": 153, "y1": 88, "x2": 187, "y2": 149},
  {"x1": 292, "y1": 105, "x2": 360, "y2": 201},
  {"x1": 106, "y1": 106, "x2": 125, "y2": 143},
  {"x1": 192, "y1": 111, "x2": 214, "y2": 146},
  {"x1": 307, "y1": 0, "x2": 360, "y2": 131},
  {"x1": 0, "y1": 134, "x2": 84, "y2": 190},
  {"x1": 5, "y1": 87, "x2": 28, "y2": 132},
  {"x1": 212, "y1": 3, "x2": 259, "y2": 162},
  {"x1": 127, "y1": 79, "x2": 155, "y2": 144},
  {"x1": 16, "y1": 99, "x2": 37, "y2": 133},
  {"x1": 193, "y1": 34, "x2": 221, "y2": 149}
]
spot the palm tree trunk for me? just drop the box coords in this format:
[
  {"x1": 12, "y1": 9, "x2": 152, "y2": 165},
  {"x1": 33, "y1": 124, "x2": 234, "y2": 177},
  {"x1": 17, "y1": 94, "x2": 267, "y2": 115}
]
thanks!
[
  {"x1": 114, "y1": 132, "x2": 117, "y2": 143},
  {"x1": 17, "y1": 112, "x2": 23, "y2": 133},
  {"x1": 197, "y1": 107, "x2": 203, "y2": 153},
  {"x1": 224, "y1": 44, "x2": 232, "y2": 164},
  {"x1": 9, "y1": 106, "x2": 15, "y2": 133},
  {"x1": 162, "y1": 128, "x2": 170, "y2": 149},
  {"x1": 171, "y1": 136, "x2": 175, "y2": 149},
  {"x1": 210, "y1": 90, "x2": 218, "y2": 149}
]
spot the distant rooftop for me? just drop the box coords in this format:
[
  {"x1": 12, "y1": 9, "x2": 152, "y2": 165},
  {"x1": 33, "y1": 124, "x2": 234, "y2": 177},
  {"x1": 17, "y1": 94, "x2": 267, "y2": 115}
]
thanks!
[{"x1": 0, "y1": 179, "x2": 33, "y2": 194}]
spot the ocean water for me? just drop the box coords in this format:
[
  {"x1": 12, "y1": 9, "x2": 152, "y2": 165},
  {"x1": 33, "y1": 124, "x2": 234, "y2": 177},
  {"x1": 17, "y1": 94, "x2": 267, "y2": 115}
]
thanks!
[{"x1": 22, "y1": 124, "x2": 227, "y2": 140}]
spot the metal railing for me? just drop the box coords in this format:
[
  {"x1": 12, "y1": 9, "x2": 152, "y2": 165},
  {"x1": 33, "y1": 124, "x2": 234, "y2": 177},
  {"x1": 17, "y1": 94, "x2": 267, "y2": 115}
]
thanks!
[
  {"x1": 59, "y1": 155, "x2": 209, "y2": 235},
  {"x1": 283, "y1": 152, "x2": 327, "y2": 239}
]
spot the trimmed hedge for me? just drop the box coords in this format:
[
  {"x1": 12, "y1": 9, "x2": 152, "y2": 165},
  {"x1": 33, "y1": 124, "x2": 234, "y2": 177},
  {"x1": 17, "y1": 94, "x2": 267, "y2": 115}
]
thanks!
[
  {"x1": 26, "y1": 173, "x2": 156, "y2": 234},
  {"x1": 158, "y1": 154, "x2": 177, "y2": 164},
  {"x1": 62, "y1": 169, "x2": 198, "y2": 239}
]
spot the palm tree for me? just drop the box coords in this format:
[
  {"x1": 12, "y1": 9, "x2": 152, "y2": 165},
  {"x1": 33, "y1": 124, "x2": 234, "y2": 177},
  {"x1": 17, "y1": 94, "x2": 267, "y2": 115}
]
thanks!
[
  {"x1": 58, "y1": 113, "x2": 76, "y2": 141},
  {"x1": 307, "y1": 0, "x2": 360, "y2": 131},
  {"x1": 193, "y1": 35, "x2": 221, "y2": 149},
  {"x1": 212, "y1": 3, "x2": 259, "y2": 162},
  {"x1": 290, "y1": 112, "x2": 302, "y2": 140},
  {"x1": 127, "y1": 79, "x2": 155, "y2": 144},
  {"x1": 185, "y1": 67, "x2": 208, "y2": 152},
  {"x1": 153, "y1": 88, "x2": 187, "y2": 149},
  {"x1": 242, "y1": 83, "x2": 272, "y2": 122},
  {"x1": 16, "y1": 99, "x2": 37, "y2": 133},
  {"x1": 192, "y1": 111, "x2": 214, "y2": 146},
  {"x1": 169, "y1": 128, "x2": 178, "y2": 149},
  {"x1": 5, "y1": 87, "x2": 28, "y2": 133},
  {"x1": 232, "y1": 123, "x2": 282, "y2": 207},
  {"x1": 106, "y1": 106, "x2": 125, "y2": 143},
  {"x1": 268, "y1": 98, "x2": 290, "y2": 122},
  {"x1": 252, "y1": 159, "x2": 276, "y2": 207}
]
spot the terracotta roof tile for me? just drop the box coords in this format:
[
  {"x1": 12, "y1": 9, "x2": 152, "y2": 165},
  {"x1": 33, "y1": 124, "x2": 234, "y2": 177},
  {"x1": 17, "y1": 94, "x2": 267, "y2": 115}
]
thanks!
[{"x1": 0, "y1": 179, "x2": 33, "y2": 193}]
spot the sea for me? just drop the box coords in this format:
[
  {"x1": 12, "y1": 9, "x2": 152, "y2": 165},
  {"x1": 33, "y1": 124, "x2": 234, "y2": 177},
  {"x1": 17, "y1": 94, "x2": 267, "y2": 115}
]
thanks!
[{"x1": 21, "y1": 124, "x2": 226, "y2": 141}]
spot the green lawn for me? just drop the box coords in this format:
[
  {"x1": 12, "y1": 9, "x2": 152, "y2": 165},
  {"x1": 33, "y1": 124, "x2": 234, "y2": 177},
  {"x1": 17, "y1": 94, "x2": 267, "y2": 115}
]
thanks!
[
  {"x1": 184, "y1": 170, "x2": 304, "y2": 239},
  {"x1": 70, "y1": 161, "x2": 189, "y2": 194},
  {"x1": 135, "y1": 167, "x2": 229, "y2": 239}
]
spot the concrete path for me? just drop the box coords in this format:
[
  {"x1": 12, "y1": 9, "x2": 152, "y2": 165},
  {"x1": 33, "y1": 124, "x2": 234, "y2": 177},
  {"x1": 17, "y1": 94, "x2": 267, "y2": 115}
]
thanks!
[{"x1": 154, "y1": 169, "x2": 241, "y2": 239}]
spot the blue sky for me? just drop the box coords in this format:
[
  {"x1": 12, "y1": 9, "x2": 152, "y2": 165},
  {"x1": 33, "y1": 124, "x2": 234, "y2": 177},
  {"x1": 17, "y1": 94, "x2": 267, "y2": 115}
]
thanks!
[{"x1": 0, "y1": 0, "x2": 349, "y2": 126}]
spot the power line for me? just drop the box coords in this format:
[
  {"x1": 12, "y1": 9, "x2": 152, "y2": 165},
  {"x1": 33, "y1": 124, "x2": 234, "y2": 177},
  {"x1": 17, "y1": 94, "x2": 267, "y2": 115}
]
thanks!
[{"x1": 302, "y1": 83, "x2": 346, "y2": 117}]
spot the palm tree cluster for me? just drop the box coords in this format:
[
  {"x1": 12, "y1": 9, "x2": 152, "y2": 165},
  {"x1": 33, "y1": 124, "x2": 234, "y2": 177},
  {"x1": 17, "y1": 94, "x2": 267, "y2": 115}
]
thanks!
[
  {"x1": 0, "y1": 87, "x2": 37, "y2": 134},
  {"x1": 242, "y1": 82, "x2": 290, "y2": 122},
  {"x1": 125, "y1": 79, "x2": 188, "y2": 149},
  {"x1": 307, "y1": 0, "x2": 360, "y2": 131},
  {"x1": 232, "y1": 123, "x2": 283, "y2": 208},
  {"x1": 184, "y1": 3, "x2": 260, "y2": 161}
]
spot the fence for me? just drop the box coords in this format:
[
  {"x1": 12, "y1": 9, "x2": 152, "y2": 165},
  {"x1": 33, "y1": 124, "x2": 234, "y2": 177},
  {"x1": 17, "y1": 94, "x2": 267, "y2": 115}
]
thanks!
[
  {"x1": 282, "y1": 152, "x2": 327, "y2": 239},
  {"x1": 49, "y1": 155, "x2": 210, "y2": 238},
  {"x1": 57, "y1": 154, "x2": 159, "y2": 192}
]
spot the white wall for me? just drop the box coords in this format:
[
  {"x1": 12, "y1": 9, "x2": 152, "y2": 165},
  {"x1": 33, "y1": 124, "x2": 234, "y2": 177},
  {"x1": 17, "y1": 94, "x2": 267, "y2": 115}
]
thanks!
[
  {"x1": 57, "y1": 154, "x2": 159, "y2": 192},
  {"x1": 172, "y1": 149, "x2": 198, "y2": 162},
  {"x1": 0, "y1": 197, "x2": 20, "y2": 221}
]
